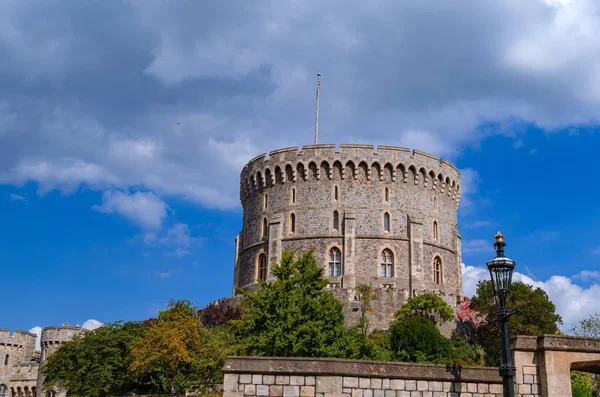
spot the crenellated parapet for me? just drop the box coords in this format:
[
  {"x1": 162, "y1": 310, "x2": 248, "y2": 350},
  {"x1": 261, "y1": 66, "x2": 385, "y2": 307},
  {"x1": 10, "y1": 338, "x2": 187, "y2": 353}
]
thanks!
[
  {"x1": 239, "y1": 144, "x2": 461, "y2": 205},
  {"x1": 0, "y1": 329, "x2": 37, "y2": 351}
]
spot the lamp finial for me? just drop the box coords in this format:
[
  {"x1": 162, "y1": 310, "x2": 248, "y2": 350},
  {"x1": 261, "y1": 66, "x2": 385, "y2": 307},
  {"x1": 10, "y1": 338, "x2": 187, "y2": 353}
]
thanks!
[{"x1": 494, "y1": 231, "x2": 506, "y2": 257}]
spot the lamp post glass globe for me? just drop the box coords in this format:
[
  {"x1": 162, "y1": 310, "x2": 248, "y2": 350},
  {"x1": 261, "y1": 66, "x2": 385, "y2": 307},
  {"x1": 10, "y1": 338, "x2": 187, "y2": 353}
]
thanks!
[{"x1": 487, "y1": 257, "x2": 515, "y2": 294}]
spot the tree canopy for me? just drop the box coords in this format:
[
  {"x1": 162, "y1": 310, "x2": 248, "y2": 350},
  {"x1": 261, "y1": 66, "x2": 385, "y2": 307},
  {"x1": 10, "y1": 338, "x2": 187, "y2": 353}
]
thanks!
[
  {"x1": 469, "y1": 280, "x2": 562, "y2": 366},
  {"x1": 395, "y1": 293, "x2": 454, "y2": 325},
  {"x1": 43, "y1": 321, "x2": 146, "y2": 397},
  {"x1": 233, "y1": 250, "x2": 348, "y2": 358}
]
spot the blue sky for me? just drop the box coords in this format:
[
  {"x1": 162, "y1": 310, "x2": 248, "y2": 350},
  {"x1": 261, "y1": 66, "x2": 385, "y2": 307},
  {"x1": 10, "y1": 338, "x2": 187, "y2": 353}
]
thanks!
[{"x1": 2, "y1": 0, "x2": 600, "y2": 334}]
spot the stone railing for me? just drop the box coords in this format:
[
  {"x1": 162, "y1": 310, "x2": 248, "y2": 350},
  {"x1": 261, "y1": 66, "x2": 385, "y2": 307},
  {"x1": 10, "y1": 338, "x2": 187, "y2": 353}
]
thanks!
[{"x1": 222, "y1": 356, "x2": 504, "y2": 397}]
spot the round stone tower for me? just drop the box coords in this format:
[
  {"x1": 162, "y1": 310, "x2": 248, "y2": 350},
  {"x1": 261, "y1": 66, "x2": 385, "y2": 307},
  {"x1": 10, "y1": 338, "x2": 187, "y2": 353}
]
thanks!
[
  {"x1": 36, "y1": 325, "x2": 84, "y2": 397},
  {"x1": 233, "y1": 144, "x2": 463, "y2": 329}
]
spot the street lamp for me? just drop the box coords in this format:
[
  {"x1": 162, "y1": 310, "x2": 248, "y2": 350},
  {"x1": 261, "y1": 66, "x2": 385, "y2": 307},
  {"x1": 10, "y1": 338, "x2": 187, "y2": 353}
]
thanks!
[{"x1": 486, "y1": 232, "x2": 518, "y2": 397}]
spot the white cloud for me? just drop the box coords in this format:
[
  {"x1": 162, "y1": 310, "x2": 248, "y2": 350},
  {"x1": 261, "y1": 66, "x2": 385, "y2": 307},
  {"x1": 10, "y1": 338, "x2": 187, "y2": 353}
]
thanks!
[
  {"x1": 573, "y1": 270, "x2": 600, "y2": 282},
  {"x1": 10, "y1": 193, "x2": 27, "y2": 202},
  {"x1": 462, "y1": 239, "x2": 495, "y2": 254},
  {"x1": 82, "y1": 319, "x2": 103, "y2": 330},
  {"x1": 28, "y1": 326, "x2": 42, "y2": 351},
  {"x1": 462, "y1": 263, "x2": 600, "y2": 330},
  {"x1": 93, "y1": 191, "x2": 168, "y2": 230}
]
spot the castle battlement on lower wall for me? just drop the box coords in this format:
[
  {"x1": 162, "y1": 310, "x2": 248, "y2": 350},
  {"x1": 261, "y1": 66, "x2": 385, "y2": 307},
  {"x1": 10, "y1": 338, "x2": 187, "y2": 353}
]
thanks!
[
  {"x1": 240, "y1": 144, "x2": 461, "y2": 203},
  {"x1": 0, "y1": 329, "x2": 37, "y2": 348}
]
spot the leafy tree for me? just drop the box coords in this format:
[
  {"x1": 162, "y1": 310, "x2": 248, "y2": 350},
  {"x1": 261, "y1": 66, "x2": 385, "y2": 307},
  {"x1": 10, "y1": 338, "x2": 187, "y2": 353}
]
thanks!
[
  {"x1": 233, "y1": 250, "x2": 348, "y2": 358},
  {"x1": 130, "y1": 300, "x2": 235, "y2": 394},
  {"x1": 200, "y1": 296, "x2": 243, "y2": 327},
  {"x1": 572, "y1": 371, "x2": 594, "y2": 397},
  {"x1": 470, "y1": 280, "x2": 562, "y2": 366},
  {"x1": 571, "y1": 313, "x2": 600, "y2": 338},
  {"x1": 355, "y1": 283, "x2": 377, "y2": 336},
  {"x1": 395, "y1": 293, "x2": 454, "y2": 325},
  {"x1": 389, "y1": 316, "x2": 451, "y2": 363},
  {"x1": 44, "y1": 321, "x2": 146, "y2": 397}
]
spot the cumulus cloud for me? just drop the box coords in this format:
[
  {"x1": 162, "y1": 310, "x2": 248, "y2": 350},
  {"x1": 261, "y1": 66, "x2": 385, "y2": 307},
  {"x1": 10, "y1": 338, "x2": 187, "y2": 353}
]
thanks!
[
  {"x1": 462, "y1": 264, "x2": 600, "y2": 330},
  {"x1": 82, "y1": 319, "x2": 103, "y2": 330},
  {"x1": 10, "y1": 193, "x2": 27, "y2": 202},
  {"x1": 93, "y1": 191, "x2": 168, "y2": 230},
  {"x1": 0, "y1": 0, "x2": 599, "y2": 208},
  {"x1": 28, "y1": 326, "x2": 42, "y2": 351}
]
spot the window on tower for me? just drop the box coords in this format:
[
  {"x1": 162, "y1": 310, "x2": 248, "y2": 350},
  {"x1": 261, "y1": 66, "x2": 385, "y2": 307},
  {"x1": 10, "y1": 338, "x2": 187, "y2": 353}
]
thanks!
[
  {"x1": 257, "y1": 254, "x2": 267, "y2": 281},
  {"x1": 290, "y1": 213, "x2": 296, "y2": 233},
  {"x1": 381, "y1": 249, "x2": 394, "y2": 278},
  {"x1": 333, "y1": 211, "x2": 339, "y2": 231},
  {"x1": 329, "y1": 247, "x2": 341, "y2": 276},
  {"x1": 383, "y1": 212, "x2": 390, "y2": 232},
  {"x1": 434, "y1": 256, "x2": 442, "y2": 284}
]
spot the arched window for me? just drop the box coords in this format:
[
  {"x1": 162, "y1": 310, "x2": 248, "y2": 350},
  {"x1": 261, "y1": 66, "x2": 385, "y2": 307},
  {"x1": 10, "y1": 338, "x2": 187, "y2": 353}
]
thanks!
[
  {"x1": 433, "y1": 196, "x2": 437, "y2": 211},
  {"x1": 334, "y1": 185, "x2": 339, "y2": 201},
  {"x1": 385, "y1": 187, "x2": 390, "y2": 202},
  {"x1": 329, "y1": 247, "x2": 341, "y2": 276},
  {"x1": 257, "y1": 254, "x2": 267, "y2": 281},
  {"x1": 290, "y1": 213, "x2": 296, "y2": 233},
  {"x1": 383, "y1": 212, "x2": 390, "y2": 232},
  {"x1": 291, "y1": 188, "x2": 296, "y2": 204},
  {"x1": 333, "y1": 211, "x2": 339, "y2": 231},
  {"x1": 262, "y1": 218, "x2": 268, "y2": 238},
  {"x1": 434, "y1": 256, "x2": 442, "y2": 284},
  {"x1": 433, "y1": 221, "x2": 439, "y2": 241},
  {"x1": 3, "y1": 355, "x2": 8, "y2": 366},
  {"x1": 381, "y1": 249, "x2": 393, "y2": 278},
  {"x1": 0, "y1": 385, "x2": 6, "y2": 397},
  {"x1": 264, "y1": 193, "x2": 268, "y2": 209}
]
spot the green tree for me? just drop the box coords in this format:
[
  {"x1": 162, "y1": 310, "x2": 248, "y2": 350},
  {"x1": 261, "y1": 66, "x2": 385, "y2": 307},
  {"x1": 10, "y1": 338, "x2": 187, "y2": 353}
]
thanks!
[
  {"x1": 43, "y1": 321, "x2": 146, "y2": 397},
  {"x1": 389, "y1": 316, "x2": 451, "y2": 363},
  {"x1": 470, "y1": 280, "x2": 562, "y2": 366},
  {"x1": 571, "y1": 313, "x2": 600, "y2": 338},
  {"x1": 233, "y1": 250, "x2": 348, "y2": 358},
  {"x1": 355, "y1": 283, "x2": 377, "y2": 336},
  {"x1": 572, "y1": 371, "x2": 594, "y2": 397},
  {"x1": 395, "y1": 293, "x2": 454, "y2": 325},
  {"x1": 130, "y1": 300, "x2": 235, "y2": 394}
]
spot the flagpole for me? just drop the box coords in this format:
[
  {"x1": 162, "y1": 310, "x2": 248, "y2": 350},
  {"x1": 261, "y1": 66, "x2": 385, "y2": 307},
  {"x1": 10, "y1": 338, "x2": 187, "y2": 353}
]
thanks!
[{"x1": 315, "y1": 73, "x2": 321, "y2": 145}]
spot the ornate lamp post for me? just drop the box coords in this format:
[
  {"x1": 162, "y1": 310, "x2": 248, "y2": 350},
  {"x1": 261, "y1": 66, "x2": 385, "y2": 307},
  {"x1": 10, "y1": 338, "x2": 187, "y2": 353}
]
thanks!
[{"x1": 486, "y1": 232, "x2": 518, "y2": 397}]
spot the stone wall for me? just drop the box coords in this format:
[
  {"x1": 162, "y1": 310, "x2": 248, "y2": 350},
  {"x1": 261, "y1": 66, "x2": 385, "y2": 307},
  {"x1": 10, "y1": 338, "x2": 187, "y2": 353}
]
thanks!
[
  {"x1": 222, "y1": 357, "x2": 507, "y2": 397},
  {"x1": 234, "y1": 144, "x2": 463, "y2": 330}
]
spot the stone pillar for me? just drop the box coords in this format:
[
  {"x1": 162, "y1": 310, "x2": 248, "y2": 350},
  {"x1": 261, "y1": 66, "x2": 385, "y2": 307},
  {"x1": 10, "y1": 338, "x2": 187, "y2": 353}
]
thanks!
[
  {"x1": 232, "y1": 233, "x2": 240, "y2": 295},
  {"x1": 407, "y1": 214, "x2": 424, "y2": 297},
  {"x1": 454, "y1": 229, "x2": 463, "y2": 298},
  {"x1": 538, "y1": 350, "x2": 572, "y2": 397},
  {"x1": 343, "y1": 211, "x2": 356, "y2": 289},
  {"x1": 268, "y1": 214, "x2": 283, "y2": 271}
]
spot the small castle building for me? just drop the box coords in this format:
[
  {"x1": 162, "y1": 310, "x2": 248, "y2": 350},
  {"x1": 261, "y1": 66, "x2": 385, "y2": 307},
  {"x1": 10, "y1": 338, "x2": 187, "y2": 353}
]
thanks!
[
  {"x1": 0, "y1": 326, "x2": 84, "y2": 397},
  {"x1": 233, "y1": 144, "x2": 463, "y2": 329}
]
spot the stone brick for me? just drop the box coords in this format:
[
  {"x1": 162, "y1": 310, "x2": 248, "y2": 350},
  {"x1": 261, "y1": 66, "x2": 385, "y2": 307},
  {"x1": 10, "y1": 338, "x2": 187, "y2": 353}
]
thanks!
[
  {"x1": 291, "y1": 376, "x2": 305, "y2": 386},
  {"x1": 271, "y1": 386, "x2": 283, "y2": 397},
  {"x1": 532, "y1": 383, "x2": 540, "y2": 394},
  {"x1": 253, "y1": 375, "x2": 264, "y2": 384},
  {"x1": 397, "y1": 392, "x2": 410, "y2": 397},
  {"x1": 432, "y1": 392, "x2": 445, "y2": 397},
  {"x1": 343, "y1": 389, "x2": 351, "y2": 394},
  {"x1": 224, "y1": 392, "x2": 244, "y2": 397},
  {"x1": 257, "y1": 385, "x2": 270, "y2": 396},
  {"x1": 489, "y1": 384, "x2": 502, "y2": 394},
  {"x1": 344, "y1": 378, "x2": 359, "y2": 388},
  {"x1": 284, "y1": 386, "x2": 300, "y2": 397},
  {"x1": 277, "y1": 376, "x2": 291, "y2": 385},
  {"x1": 523, "y1": 366, "x2": 538, "y2": 375},
  {"x1": 306, "y1": 377, "x2": 316, "y2": 386},
  {"x1": 373, "y1": 390, "x2": 384, "y2": 397},
  {"x1": 244, "y1": 384, "x2": 256, "y2": 395},
  {"x1": 519, "y1": 384, "x2": 531, "y2": 394},
  {"x1": 382, "y1": 379, "x2": 390, "y2": 390},
  {"x1": 467, "y1": 383, "x2": 477, "y2": 393},
  {"x1": 523, "y1": 375, "x2": 534, "y2": 384},
  {"x1": 384, "y1": 390, "x2": 394, "y2": 397},
  {"x1": 352, "y1": 389, "x2": 363, "y2": 397},
  {"x1": 405, "y1": 380, "x2": 417, "y2": 391},
  {"x1": 317, "y1": 377, "x2": 343, "y2": 394},
  {"x1": 477, "y1": 383, "x2": 488, "y2": 393},
  {"x1": 241, "y1": 375, "x2": 253, "y2": 384},
  {"x1": 443, "y1": 382, "x2": 451, "y2": 392},
  {"x1": 359, "y1": 378, "x2": 371, "y2": 389},
  {"x1": 301, "y1": 386, "x2": 316, "y2": 397},
  {"x1": 240, "y1": 384, "x2": 245, "y2": 392},
  {"x1": 410, "y1": 392, "x2": 422, "y2": 397},
  {"x1": 371, "y1": 379, "x2": 382, "y2": 389},
  {"x1": 417, "y1": 381, "x2": 428, "y2": 391},
  {"x1": 224, "y1": 374, "x2": 239, "y2": 392},
  {"x1": 363, "y1": 389, "x2": 373, "y2": 397},
  {"x1": 390, "y1": 379, "x2": 404, "y2": 390},
  {"x1": 421, "y1": 392, "x2": 431, "y2": 397},
  {"x1": 264, "y1": 376, "x2": 276, "y2": 385},
  {"x1": 429, "y1": 381, "x2": 442, "y2": 392}
]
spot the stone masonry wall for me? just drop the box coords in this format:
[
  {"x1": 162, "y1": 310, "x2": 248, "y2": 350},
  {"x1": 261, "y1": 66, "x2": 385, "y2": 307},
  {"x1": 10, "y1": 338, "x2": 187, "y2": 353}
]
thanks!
[
  {"x1": 222, "y1": 357, "x2": 517, "y2": 397},
  {"x1": 234, "y1": 144, "x2": 463, "y2": 330}
]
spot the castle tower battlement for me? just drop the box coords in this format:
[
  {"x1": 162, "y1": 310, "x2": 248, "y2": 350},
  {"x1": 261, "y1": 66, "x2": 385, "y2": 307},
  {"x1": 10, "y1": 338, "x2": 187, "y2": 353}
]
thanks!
[
  {"x1": 0, "y1": 329, "x2": 37, "y2": 364},
  {"x1": 234, "y1": 143, "x2": 463, "y2": 330}
]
